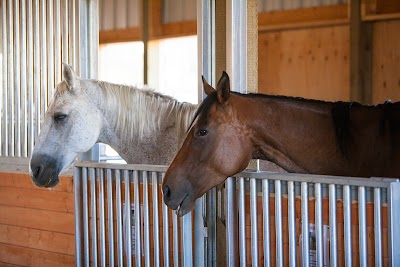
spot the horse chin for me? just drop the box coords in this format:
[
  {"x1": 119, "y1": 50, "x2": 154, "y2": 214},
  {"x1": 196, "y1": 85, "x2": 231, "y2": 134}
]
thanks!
[{"x1": 176, "y1": 194, "x2": 195, "y2": 217}]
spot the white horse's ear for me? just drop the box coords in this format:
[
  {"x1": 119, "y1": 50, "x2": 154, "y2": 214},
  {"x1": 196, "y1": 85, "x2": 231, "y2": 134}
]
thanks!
[
  {"x1": 62, "y1": 63, "x2": 77, "y2": 91},
  {"x1": 202, "y1": 76, "x2": 215, "y2": 96},
  {"x1": 216, "y1": 71, "x2": 230, "y2": 104}
]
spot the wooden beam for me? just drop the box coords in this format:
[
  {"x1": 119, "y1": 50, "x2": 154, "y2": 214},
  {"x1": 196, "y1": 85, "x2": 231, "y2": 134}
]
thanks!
[
  {"x1": 259, "y1": 4, "x2": 348, "y2": 32},
  {"x1": 350, "y1": 0, "x2": 373, "y2": 103},
  {"x1": 99, "y1": 27, "x2": 141, "y2": 44}
]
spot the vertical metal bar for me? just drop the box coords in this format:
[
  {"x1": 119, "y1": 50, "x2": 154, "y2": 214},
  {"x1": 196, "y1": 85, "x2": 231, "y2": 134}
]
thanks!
[
  {"x1": 262, "y1": 179, "x2": 270, "y2": 267},
  {"x1": 152, "y1": 172, "x2": 160, "y2": 267},
  {"x1": 62, "y1": 0, "x2": 69, "y2": 63},
  {"x1": 275, "y1": 180, "x2": 283, "y2": 267},
  {"x1": 69, "y1": 0, "x2": 76, "y2": 68},
  {"x1": 27, "y1": 0, "x2": 33, "y2": 156},
  {"x1": 343, "y1": 185, "x2": 352, "y2": 267},
  {"x1": 388, "y1": 182, "x2": 400, "y2": 267},
  {"x1": 143, "y1": 171, "x2": 150, "y2": 267},
  {"x1": 182, "y1": 212, "x2": 193, "y2": 267},
  {"x1": 99, "y1": 169, "x2": 106, "y2": 267},
  {"x1": 172, "y1": 212, "x2": 179, "y2": 267},
  {"x1": 288, "y1": 181, "x2": 296, "y2": 266},
  {"x1": 33, "y1": 0, "x2": 40, "y2": 139},
  {"x1": 124, "y1": 170, "x2": 132, "y2": 267},
  {"x1": 90, "y1": 168, "x2": 98, "y2": 266},
  {"x1": 20, "y1": 0, "x2": 27, "y2": 157},
  {"x1": 226, "y1": 177, "x2": 238, "y2": 266},
  {"x1": 358, "y1": 186, "x2": 367, "y2": 267},
  {"x1": 107, "y1": 169, "x2": 114, "y2": 266},
  {"x1": 374, "y1": 188, "x2": 382, "y2": 267},
  {"x1": 301, "y1": 182, "x2": 309, "y2": 267},
  {"x1": 133, "y1": 171, "x2": 141, "y2": 266},
  {"x1": 47, "y1": 0, "x2": 54, "y2": 103},
  {"x1": 54, "y1": 0, "x2": 61, "y2": 83},
  {"x1": 315, "y1": 183, "x2": 323, "y2": 267},
  {"x1": 39, "y1": 0, "x2": 47, "y2": 120},
  {"x1": 1, "y1": 0, "x2": 7, "y2": 156},
  {"x1": 82, "y1": 167, "x2": 89, "y2": 266},
  {"x1": 162, "y1": 201, "x2": 170, "y2": 266},
  {"x1": 250, "y1": 178, "x2": 258, "y2": 266},
  {"x1": 74, "y1": 167, "x2": 82, "y2": 267},
  {"x1": 329, "y1": 184, "x2": 337, "y2": 267},
  {"x1": 7, "y1": 0, "x2": 14, "y2": 156},
  {"x1": 194, "y1": 196, "x2": 205, "y2": 267},
  {"x1": 206, "y1": 186, "x2": 217, "y2": 267},
  {"x1": 14, "y1": 0, "x2": 21, "y2": 157},
  {"x1": 238, "y1": 177, "x2": 246, "y2": 266},
  {"x1": 115, "y1": 169, "x2": 123, "y2": 267}
]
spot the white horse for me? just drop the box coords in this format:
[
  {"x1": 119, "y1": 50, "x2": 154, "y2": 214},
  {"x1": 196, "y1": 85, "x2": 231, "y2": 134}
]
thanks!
[{"x1": 29, "y1": 63, "x2": 197, "y2": 188}]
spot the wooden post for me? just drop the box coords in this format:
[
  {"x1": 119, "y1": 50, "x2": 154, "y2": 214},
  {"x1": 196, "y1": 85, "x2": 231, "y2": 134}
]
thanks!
[{"x1": 350, "y1": 0, "x2": 372, "y2": 104}]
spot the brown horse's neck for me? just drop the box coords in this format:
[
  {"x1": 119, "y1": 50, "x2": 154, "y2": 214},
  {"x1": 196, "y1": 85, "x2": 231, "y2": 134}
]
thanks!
[{"x1": 237, "y1": 94, "x2": 399, "y2": 177}]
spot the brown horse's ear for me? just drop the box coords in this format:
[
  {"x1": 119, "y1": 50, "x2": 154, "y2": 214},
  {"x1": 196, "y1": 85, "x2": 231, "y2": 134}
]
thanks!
[
  {"x1": 216, "y1": 71, "x2": 230, "y2": 104},
  {"x1": 202, "y1": 76, "x2": 215, "y2": 96},
  {"x1": 62, "y1": 63, "x2": 78, "y2": 92}
]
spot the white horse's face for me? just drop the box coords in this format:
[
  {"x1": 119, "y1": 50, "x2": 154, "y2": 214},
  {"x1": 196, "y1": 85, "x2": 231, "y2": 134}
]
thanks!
[{"x1": 29, "y1": 64, "x2": 102, "y2": 187}]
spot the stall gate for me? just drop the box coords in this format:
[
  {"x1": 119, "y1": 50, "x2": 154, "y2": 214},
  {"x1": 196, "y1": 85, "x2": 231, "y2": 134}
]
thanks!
[{"x1": 74, "y1": 161, "x2": 400, "y2": 266}]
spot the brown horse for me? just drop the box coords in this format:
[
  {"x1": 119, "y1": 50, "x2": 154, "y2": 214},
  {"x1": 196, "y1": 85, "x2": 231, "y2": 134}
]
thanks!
[{"x1": 163, "y1": 72, "x2": 400, "y2": 216}]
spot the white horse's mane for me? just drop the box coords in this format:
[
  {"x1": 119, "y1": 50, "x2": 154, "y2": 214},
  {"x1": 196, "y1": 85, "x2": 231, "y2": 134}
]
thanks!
[{"x1": 95, "y1": 81, "x2": 196, "y2": 142}]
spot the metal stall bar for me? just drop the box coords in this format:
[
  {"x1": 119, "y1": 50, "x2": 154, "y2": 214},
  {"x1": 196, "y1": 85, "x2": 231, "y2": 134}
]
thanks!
[
  {"x1": 388, "y1": 182, "x2": 400, "y2": 266},
  {"x1": 301, "y1": 182, "x2": 309, "y2": 267},
  {"x1": 182, "y1": 210, "x2": 193, "y2": 266},
  {"x1": 46, "y1": 0, "x2": 54, "y2": 114},
  {"x1": 54, "y1": 0, "x2": 61, "y2": 83},
  {"x1": 288, "y1": 181, "x2": 296, "y2": 266},
  {"x1": 1, "y1": 0, "x2": 8, "y2": 156},
  {"x1": 225, "y1": 177, "x2": 238, "y2": 266},
  {"x1": 315, "y1": 183, "x2": 323, "y2": 267},
  {"x1": 358, "y1": 186, "x2": 367, "y2": 266},
  {"x1": 33, "y1": 0, "x2": 40, "y2": 139},
  {"x1": 107, "y1": 169, "x2": 115, "y2": 266},
  {"x1": 173, "y1": 213, "x2": 179, "y2": 267},
  {"x1": 329, "y1": 184, "x2": 337, "y2": 267},
  {"x1": 143, "y1": 171, "x2": 151, "y2": 267},
  {"x1": 99, "y1": 169, "x2": 106, "y2": 267},
  {"x1": 152, "y1": 172, "x2": 160, "y2": 267},
  {"x1": 133, "y1": 170, "x2": 141, "y2": 266},
  {"x1": 40, "y1": 0, "x2": 47, "y2": 122},
  {"x1": 82, "y1": 167, "x2": 90, "y2": 266},
  {"x1": 20, "y1": 0, "x2": 27, "y2": 157},
  {"x1": 250, "y1": 178, "x2": 258, "y2": 266},
  {"x1": 26, "y1": 0, "x2": 33, "y2": 156},
  {"x1": 7, "y1": 0, "x2": 14, "y2": 156},
  {"x1": 275, "y1": 180, "x2": 283, "y2": 267},
  {"x1": 124, "y1": 170, "x2": 132, "y2": 267},
  {"x1": 238, "y1": 177, "x2": 246, "y2": 266},
  {"x1": 14, "y1": 0, "x2": 20, "y2": 157},
  {"x1": 162, "y1": 174, "x2": 170, "y2": 267},
  {"x1": 343, "y1": 185, "x2": 352, "y2": 266},
  {"x1": 374, "y1": 187, "x2": 382, "y2": 267},
  {"x1": 74, "y1": 167, "x2": 82, "y2": 267},
  {"x1": 116, "y1": 169, "x2": 124, "y2": 266},
  {"x1": 90, "y1": 168, "x2": 98, "y2": 266},
  {"x1": 262, "y1": 179, "x2": 270, "y2": 267}
]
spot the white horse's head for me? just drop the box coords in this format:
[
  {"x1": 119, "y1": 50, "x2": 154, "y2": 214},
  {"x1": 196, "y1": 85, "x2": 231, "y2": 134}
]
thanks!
[{"x1": 29, "y1": 63, "x2": 102, "y2": 187}]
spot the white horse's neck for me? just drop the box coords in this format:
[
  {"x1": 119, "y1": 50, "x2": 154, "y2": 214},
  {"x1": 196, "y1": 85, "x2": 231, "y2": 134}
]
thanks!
[{"x1": 92, "y1": 80, "x2": 197, "y2": 165}]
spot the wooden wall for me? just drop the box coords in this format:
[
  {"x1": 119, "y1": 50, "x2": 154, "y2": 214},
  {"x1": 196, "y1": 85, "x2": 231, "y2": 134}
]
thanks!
[
  {"x1": 258, "y1": 25, "x2": 350, "y2": 101},
  {"x1": 0, "y1": 172, "x2": 75, "y2": 266}
]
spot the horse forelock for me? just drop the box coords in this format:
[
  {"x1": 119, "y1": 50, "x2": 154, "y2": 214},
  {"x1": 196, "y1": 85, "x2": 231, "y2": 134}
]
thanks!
[
  {"x1": 188, "y1": 92, "x2": 218, "y2": 132},
  {"x1": 96, "y1": 81, "x2": 196, "y2": 142}
]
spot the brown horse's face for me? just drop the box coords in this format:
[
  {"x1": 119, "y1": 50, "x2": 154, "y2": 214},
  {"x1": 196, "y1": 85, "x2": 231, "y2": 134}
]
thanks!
[{"x1": 162, "y1": 72, "x2": 253, "y2": 216}]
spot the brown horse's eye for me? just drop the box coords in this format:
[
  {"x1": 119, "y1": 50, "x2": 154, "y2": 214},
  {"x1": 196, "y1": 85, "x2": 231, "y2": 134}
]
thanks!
[{"x1": 197, "y1": 129, "x2": 208, "y2": 137}]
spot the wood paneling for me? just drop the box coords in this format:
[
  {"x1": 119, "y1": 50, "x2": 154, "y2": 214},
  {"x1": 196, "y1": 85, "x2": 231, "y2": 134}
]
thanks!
[
  {"x1": 258, "y1": 25, "x2": 350, "y2": 101},
  {"x1": 371, "y1": 20, "x2": 400, "y2": 104},
  {"x1": 0, "y1": 172, "x2": 75, "y2": 266}
]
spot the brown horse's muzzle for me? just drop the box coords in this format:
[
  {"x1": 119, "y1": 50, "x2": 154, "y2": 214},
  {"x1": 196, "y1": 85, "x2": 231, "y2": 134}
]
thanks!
[
  {"x1": 162, "y1": 174, "x2": 195, "y2": 216},
  {"x1": 29, "y1": 154, "x2": 60, "y2": 188}
]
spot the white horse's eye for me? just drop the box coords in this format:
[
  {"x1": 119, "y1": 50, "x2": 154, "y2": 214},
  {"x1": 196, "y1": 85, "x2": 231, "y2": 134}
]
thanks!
[{"x1": 54, "y1": 113, "x2": 67, "y2": 123}]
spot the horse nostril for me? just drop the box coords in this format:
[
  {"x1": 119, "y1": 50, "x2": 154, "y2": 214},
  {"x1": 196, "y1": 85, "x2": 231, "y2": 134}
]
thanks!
[
  {"x1": 33, "y1": 165, "x2": 42, "y2": 179},
  {"x1": 163, "y1": 185, "x2": 171, "y2": 198}
]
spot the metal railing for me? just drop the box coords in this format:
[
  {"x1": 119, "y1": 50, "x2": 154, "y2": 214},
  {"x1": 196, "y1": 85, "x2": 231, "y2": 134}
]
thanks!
[
  {"x1": 74, "y1": 161, "x2": 205, "y2": 267},
  {"x1": 222, "y1": 171, "x2": 400, "y2": 266}
]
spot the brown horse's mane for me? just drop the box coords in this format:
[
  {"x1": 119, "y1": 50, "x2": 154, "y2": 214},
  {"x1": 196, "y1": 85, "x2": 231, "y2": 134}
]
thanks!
[{"x1": 190, "y1": 91, "x2": 400, "y2": 157}]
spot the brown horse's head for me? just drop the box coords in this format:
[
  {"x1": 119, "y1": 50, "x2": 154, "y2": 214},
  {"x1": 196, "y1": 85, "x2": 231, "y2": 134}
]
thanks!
[{"x1": 162, "y1": 72, "x2": 253, "y2": 216}]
